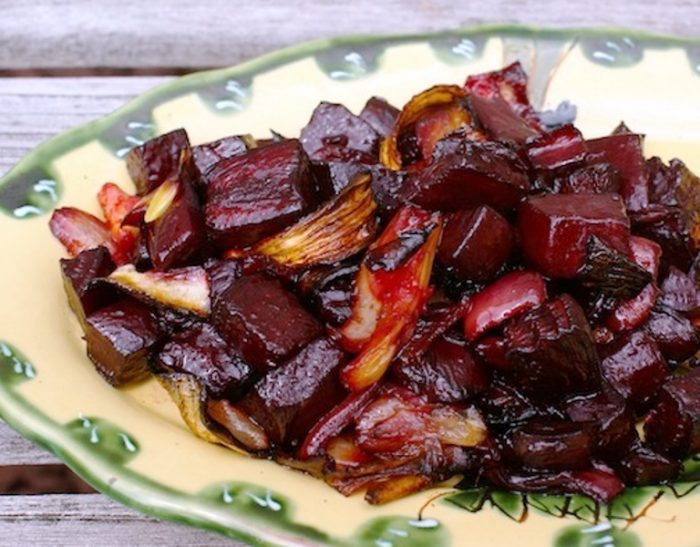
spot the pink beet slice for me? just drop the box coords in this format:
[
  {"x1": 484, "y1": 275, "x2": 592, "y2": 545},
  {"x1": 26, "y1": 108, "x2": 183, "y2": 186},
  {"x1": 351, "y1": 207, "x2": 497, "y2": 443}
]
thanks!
[
  {"x1": 84, "y1": 299, "x2": 159, "y2": 386},
  {"x1": 586, "y1": 133, "x2": 648, "y2": 211},
  {"x1": 126, "y1": 129, "x2": 192, "y2": 195},
  {"x1": 600, "y1": 330, "x2": 668, "y2": 411},
  {"x1": 438, "y1": 205, "x2": 514, "y2": 281},
  {"x1": 463, "y1": 271, "x2": 547, "y2": 341},
  {"x1": 239, "y1": 338, "x2": 347, "y2": 446},
  {"x1": 204, "y1": 139, "x2": 317, "y2": 248},
  {"x1": 404, "y1": 141, "x2": 530, "y2": 212},
  {"x1": 517, "y1": 193, "x2": 631, "y2": 278},
  {"x1": 526, "y1": 125, "x2": 587, "y2": 171},
  {"x1": 645, "y1": 367, "x2": 700, "y2": 458}
]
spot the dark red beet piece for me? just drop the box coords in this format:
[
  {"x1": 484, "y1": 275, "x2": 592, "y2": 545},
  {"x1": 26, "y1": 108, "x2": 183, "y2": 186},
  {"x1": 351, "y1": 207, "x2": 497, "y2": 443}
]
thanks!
[
  {"x1": 298, "y1": 263, "x2": 357, "y2": 327},
  {"x1": 84, "y1": 299, "x2": 159, "y2": 386},
  {"x1": 564, "y1": 388, "x2": 637, "y2": 457},
  {"x1": 467, "y1": 94, "x2": 538, "y2": 143},
  {"x1": 156, "y1": 323, "x2": 251, "y2": 398},
  {"x1": 558, "y1": 163, "x2": 621, "y2": 195},
  {"x1": 632, "y1": 205, "x2": 694, "y2": 273},
  {"x1": 645, "y1": 368, "x2": 700, "y2": 457},
  {"x1": 204, "y1": 139, "x2": 317, "y2": 248},
  {"x1": 646, "y1": 156, "x2": 680, "y2": 206},
  {"x1": 501, "y1": 419, "x2": 594, "y2": 471},
  {"x1": 239, "y1": 338, "x2": 347, "y2": 446},
  {"x1": 359, "y1": 96, "x2": 400, "y2": 137},
  {"x1": 475, "y1": 335, "x2": 509, "y2": 371},
  {"x1": 600, "y1": 330, "x2": 668, "y2": 411},
  {"x1": 464, "y1": 271, "x2": 547, "y2": 341},
  {"x1": 126, "y1": 129, "x2": 191, "y2": 195},
  {"x1": 659, "y1": 266, "x2": 700, "y2": 318},
  {"x1": 146, "y1": 174, "x2": 206, "y2": 271},
  {"x1": 300, "y1": 102, "x2": 379, "y2": 161},
  {"x1": 392, "y1": 336, "x2": 489, "y2": 403},
  {"x1": 486, "y1": 467, "x2": 624, "y2": 504},
  {"x1": 192, "y1": 135, "x2": 249, "y2": 175},
  {"x1": 403, "y1": 141, "x2": 530, "y2": 212},
  {"x1": 517, "y1": 193, "x2": 631, "y2": 278},
  {"x1": 370, "y1": 167, "x2": 407, "y2": 219},
  {"x1": 504, "y1": 294, "x2": 600, "y2": 401},
  {"x1": 60, "y1": 246, "x2": 116, "y2": 325},
  {"x1": 203, "y1": 258, "x2": 243, "y2": 306},
  {"x1": 615, "y1": 443, "x2": 681, "y2": 485},
  {"x1": 644, "y1": 306, "x2": 698, "y2": 362},
  {"x1": 477, "y1": 382, "x2": 539, "y2": 426},
  {"x1": 464, "y1": 62, "x2": 543, "y2": 137},
  {"x1": 395, "y1": 299, "x2": 470, "y2": 368},
  {"x1": 526, "y1": 125, "x2": 586, "y2": 171},
  {"x1": 312, "y1": 157, "x2": 372, "y2": 198},
  {"x1": 587, "y1": 133, "x2": 648, "y2": 211},
  {"x1": 212, "y1": 273, "x2": 323, "y2": 373},
  {"x1": 438, "y1": 205, "x2": 514, "y2": 281}
]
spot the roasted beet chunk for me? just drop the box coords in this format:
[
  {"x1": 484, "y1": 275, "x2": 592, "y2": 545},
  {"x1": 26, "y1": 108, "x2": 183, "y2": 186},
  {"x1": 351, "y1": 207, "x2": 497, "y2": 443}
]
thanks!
[
  {"x1": 504, "y1": 295, "x2": 600, "y2": 400},
  {"x1": 564, "y1": 388, "x2": 637, "y2": 456},
  {"x1": 156, "y1": 323, "x2": 251, "y2": 398},
  {"x1": 84, "y1": 299, "x2": 159, "y2": 386},
  {"x1": 526, "y1": 125, "x2": 586, "y2": 171},
  {"x1": 239, "y1": 338, "x2": 347, "y2": 445},
  {"x1": 212, "y1": 273, "x2": 322, "y2": 373},
  {"x1": 558, "y1": 163, "x2": 621, "y2": 195},
  {"x1": 203, "y1": 258, "x2": 242, "y2": 306},
  {"x1": 146, "y1": 174, "x2": 206, "y2": 270},
  {"x1": 644, "y1": 306, "x2": 698, "y2": 361},
  {"x1": 126, "y1": 129, "x2": 191, "y2": 195},
  {"x1": 586, "y1": 132, "x2": 647, "y2": 211},
  {"x1": 192, "y1": 135, "x2": 250, "y2": 175},
  {"x1": 404, "y1": 141, "x2": 529, "y2": 212},
  {"x1": 501, "y1": 419, "x2": 594, "y2": 470},
  {"x1": 204, "y1": 140, "x2": 317, "y2": 248},
  {"x1": 392, "y1": 336, "x2": 488, "y2": 403},
  {"x1": 645, "y1": 368, "x2": 700, "y2": 457},
  {"x1": 60, "y1": 246, "x2": 116, "y2": 325},
  {"x1": 359, "y1": 96, "x2": 400, "y2": 137},
  {"x1": 464, "y1": 62, "x2": 542, "y2": 142},
  {"x1": 659, "y1": 266, "x2": 700, "y2": 317},
  {"x1": 615, "y1": 444, "x2": 681, "y2": 485},
  {"x1": 438, "y1": 206, "x2": 513, "y2": 281},
  {"x1": 298, "y1": 263, "x2": 357, "y2": 327},
  {"x1": 477, "y1": 382, "x2": 538, "y2": 426},
  {"x1": 370, "y1": 167, "x2": 407, "y2": 219},
  {"x1": 599, "y1": 331, "x2": 668, "y2": 411},
  {"x1": 517, "y1": 193, "x2": 631, "y2": 278},
  {"x1": 300, "y1": 102, "x2": 379, "y2": 161},
  {"x1": 632, "y1": 205, "x2": 694, "y2": 272}
]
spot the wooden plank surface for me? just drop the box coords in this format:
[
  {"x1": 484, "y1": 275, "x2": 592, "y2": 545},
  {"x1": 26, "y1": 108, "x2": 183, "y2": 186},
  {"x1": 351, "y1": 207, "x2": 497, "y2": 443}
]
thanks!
[
  {"x1": 0, "y1": 76, "x2": 169, "y2": 177},
  {"x1": 0, "y1": 494, "x2": 237, "y2": 545},
  {"x1": 0, "y1": 422, "x2": 60, "y2": 465},
  {"x1": 1, "y1": 0, "x2": 698, "y2": 70}
]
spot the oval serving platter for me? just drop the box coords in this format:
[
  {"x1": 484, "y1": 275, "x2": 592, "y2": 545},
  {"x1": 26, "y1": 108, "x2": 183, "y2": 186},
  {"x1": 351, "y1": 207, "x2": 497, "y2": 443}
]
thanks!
[{"x1": 1, "y1": 25, "x2": 700, "y2": 547}]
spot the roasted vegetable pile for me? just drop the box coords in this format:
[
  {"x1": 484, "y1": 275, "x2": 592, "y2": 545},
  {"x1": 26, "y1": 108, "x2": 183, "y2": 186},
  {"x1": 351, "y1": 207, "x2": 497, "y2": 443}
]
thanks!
[{"x1": 50, "y1": 62, "x2": 700, "y2": 505}]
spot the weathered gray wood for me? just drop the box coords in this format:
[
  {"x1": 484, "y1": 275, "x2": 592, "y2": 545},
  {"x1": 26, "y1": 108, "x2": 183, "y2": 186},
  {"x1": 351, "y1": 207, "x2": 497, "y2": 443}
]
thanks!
[
  {"x1": 0, "y1": 0, "x2": 698, "y2": 70},
  {"x1": 0, "y1": 494, "x2": 242, "y2": 545},
  {"x1": 0, "y1": 76, "x2": 169, "y2": 177},
  {"x1": 0, "y1": 422, "x2": 60, "y2": 465}
]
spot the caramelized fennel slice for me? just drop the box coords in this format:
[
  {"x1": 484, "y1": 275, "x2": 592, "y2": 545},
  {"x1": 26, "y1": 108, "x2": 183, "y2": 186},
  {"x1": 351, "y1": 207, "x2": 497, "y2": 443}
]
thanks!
[
  {"x1": 248, "y1": 174, "x2": 378, "y2": 267},
  {"x1": 107, "y1": 264, "x2": 211, "y2": 316},
  {"x1": 340, "y1": 208, "x2": 443, "y2": 391},
  {"x1": 155, "y1": 373, "x2": 249, "y2": 455}
]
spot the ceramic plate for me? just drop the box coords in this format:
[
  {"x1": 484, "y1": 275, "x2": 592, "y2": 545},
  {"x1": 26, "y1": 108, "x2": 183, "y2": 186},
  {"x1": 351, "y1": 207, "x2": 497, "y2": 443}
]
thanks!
[{"x1": 1, "y1": 25, "x2": 700, "y2": 547}]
